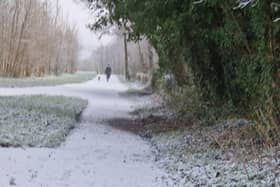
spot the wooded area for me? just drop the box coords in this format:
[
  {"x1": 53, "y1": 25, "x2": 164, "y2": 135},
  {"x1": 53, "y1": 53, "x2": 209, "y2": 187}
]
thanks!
[
  {"x1": 0, "y1": 0, "x2": 78, "y2": 78},
  {"x1": 90, "y1": 37, "x2": 157, "y2": 82},
  {"x1": 0, "y1": 1, "x2": 279, "y2": 185},
  {"x1": 91, "y1": 0, "x2": 279, "y2": 144}
]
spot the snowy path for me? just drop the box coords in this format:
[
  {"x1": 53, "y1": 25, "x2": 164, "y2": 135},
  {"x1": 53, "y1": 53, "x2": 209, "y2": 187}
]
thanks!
[{"x1": 0, "y1": 76, "x2": 170, "y2": 187}]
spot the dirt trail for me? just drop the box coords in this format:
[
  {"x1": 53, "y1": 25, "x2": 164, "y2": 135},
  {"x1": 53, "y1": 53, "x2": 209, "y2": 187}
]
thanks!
[{"x1": 0, "y1": 75, "x2": 171, "y2": 187}]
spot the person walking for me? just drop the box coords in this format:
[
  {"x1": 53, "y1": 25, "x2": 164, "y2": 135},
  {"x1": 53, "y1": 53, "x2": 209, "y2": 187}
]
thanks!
[{"x1": 105, "y1": 65, "x2": 112, "y2": 82}]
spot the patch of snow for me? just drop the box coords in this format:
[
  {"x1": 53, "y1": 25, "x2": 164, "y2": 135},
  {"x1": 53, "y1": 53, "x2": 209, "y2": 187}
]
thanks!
[
  {"x1": 0, "y1": 71, "x2": 96, "y2": 88},
  {"x1": 0, "y1": 75, "x2": 172, "y2": 187},
  {"x1": 0, "y1": 96, "x2": 87, "y2": 147}
]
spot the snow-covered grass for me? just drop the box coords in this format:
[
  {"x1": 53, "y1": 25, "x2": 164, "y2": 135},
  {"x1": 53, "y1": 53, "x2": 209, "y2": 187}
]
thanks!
[
  {"x1": 132, "y1": 95, "x2": 280, "y2": 186},
  {"x1": 153, "y1": 128, "x2": 280, "y2": 186},
  {"x1": 0, "y1": 71, "x2": 96, "y2": 88},
  {"x1": 0, "y1": 96, "x2": 87, "y2": 148}
]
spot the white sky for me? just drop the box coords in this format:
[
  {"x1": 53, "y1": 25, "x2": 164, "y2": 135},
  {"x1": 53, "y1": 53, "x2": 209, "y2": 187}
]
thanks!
[{"x1": 56, "y1": 0, "x2": 114, "y2": 61}]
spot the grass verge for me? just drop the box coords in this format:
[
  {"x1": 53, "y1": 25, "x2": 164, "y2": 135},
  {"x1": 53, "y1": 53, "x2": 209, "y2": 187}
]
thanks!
[
  {"x1": 106, "y1": 91, "x2": 280, "y2": 186},
  {"x1": 0, "y1": 71, "x2": 96, "y2": 88},
  {"x1": 0, "y1": 96, "x2": 88, "y2": 148}
]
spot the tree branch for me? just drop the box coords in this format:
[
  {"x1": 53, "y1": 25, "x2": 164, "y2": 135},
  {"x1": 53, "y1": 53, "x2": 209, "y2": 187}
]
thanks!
[
  {"x1": 233, "y1": 0, "x2": 257, "y2": 10},
  {"x1": 273, "y1": 18, "x2": 280, "y2": 23},
  {"x1": 193, "y1": 0, "x2": 204, "y2": 5}
]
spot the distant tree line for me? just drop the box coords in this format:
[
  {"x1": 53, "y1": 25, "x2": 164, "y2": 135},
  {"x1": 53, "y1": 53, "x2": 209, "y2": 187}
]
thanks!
[
  {"x1": 90, "y1": 0, "x2": 279, "y2": 125},
  {"x1": 0, "y1": 0, "x2": 78, "y2": 78},
  {"x1": 92, "y1": 37, "x2": 156, "y2": 80}
]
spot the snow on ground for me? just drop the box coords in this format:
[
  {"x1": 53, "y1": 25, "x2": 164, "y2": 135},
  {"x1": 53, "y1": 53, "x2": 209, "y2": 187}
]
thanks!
[
  {"x1": 0, "y1": 71, "x2": 96, "y2": 88},
  {"x1": 0, "y1": 75, "x2": 172, "y2": 187},
  {"x1": 127, "y1": 96, "x2": 280, "y2": 186},
  {"x1": 152, "y1": 128, "x2": 280, "y2": 186},
  {"x1": 0, "y1": 96, "x2": 87, "y2": 147}
]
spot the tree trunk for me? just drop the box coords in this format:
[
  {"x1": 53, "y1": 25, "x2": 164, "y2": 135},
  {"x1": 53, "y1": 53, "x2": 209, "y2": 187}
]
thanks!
[{"x1": 123, "y1": 32, "x2": 129, "y2": 80}]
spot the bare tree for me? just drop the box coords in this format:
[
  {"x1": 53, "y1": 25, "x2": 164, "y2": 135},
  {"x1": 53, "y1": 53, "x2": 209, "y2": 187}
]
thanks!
[{"x1": 0, "y1": 0, "x2": 79, "y2": 77}]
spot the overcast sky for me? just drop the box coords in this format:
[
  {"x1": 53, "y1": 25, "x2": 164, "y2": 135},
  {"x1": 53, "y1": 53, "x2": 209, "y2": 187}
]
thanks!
[{"x1": 57, "y1": 0, "x2": 114, "y2": 61}]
